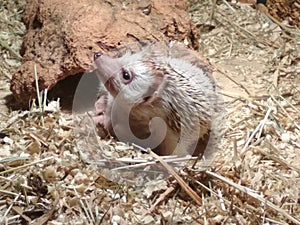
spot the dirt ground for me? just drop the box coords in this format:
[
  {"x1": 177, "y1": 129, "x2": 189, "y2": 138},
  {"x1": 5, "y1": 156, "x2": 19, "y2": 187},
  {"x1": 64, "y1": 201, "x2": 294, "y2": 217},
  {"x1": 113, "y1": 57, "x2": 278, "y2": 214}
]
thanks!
[{"x1": 0, "y1": 0, "x2": 300, "y2": 224}]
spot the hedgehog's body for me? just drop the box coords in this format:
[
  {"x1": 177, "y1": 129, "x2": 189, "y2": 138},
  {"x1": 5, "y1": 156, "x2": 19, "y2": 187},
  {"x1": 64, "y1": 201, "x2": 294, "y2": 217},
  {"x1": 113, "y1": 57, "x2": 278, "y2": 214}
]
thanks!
[{"x1": 93, "y1": 42, "x2": 220, "y2": 156}]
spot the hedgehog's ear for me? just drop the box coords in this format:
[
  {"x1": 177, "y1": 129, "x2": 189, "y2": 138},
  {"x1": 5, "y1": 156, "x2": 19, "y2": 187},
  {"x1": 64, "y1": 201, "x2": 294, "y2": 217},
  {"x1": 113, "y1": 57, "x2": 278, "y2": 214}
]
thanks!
[
  {"x1": 153, "y1": 70, "x2": 165, "y2": 92},
  {"x1": 142, "y1": 71, "x2": 166, "y2": 105}
]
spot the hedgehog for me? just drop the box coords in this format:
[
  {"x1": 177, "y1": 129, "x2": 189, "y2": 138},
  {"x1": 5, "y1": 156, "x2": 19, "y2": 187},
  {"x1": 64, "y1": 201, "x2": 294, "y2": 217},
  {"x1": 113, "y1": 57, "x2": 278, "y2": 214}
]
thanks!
[{"x1": 93, "y1": 42, "x2": 222, "y2": 157}]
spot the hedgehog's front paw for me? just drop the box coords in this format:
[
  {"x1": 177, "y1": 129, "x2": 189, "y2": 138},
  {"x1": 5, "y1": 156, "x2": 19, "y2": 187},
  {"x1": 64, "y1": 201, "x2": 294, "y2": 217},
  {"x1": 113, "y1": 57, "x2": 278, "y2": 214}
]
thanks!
[
  {"x1": 93, "y1": 113, "x2": 106, "y2": 126},
  {"x1": 93, "y1": 95, "x2": 107, "y2": 126}
]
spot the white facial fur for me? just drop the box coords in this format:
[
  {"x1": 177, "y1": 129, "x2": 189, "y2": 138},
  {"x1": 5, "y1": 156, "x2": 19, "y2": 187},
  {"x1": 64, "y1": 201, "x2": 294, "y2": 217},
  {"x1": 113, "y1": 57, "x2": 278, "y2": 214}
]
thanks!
[{"x1": 94, "y1": 52, "x2": 158, "y2": 105}]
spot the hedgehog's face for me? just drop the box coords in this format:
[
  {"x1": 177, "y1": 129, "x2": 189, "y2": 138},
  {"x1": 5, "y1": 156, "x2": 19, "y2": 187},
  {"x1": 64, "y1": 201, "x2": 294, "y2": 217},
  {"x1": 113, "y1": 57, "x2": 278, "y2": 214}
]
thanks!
[{"x1": 94, "y1": 52, "x2": 164, "y2": 105}]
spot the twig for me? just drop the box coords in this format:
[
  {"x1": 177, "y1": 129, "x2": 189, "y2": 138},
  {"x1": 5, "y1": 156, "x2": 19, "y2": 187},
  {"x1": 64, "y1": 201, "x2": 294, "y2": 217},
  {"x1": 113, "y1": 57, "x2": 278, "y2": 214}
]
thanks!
[
  {"x1": 31, "y1": 197, "x2": 59, "y2": 225},
  {"x1": 222, "y1": 0, "x2": 236, "y2": 12},
  {"x1": 0, "y1": 37, "x2": 22, "y2": 60},
  {"x1": 210, "y1": 0, "x2": 217, "y2": 24},
  {"x1": 279, "y1": 95, "x2": 300, "y2": 114},
  {"x1": 0, "y1": 156, "x2": 29, "y2": 164},
  {"x1": 215, "y1": 10, "x2": 280, "y2": 48},
  {"x1": 96, "y1": 187, "x2": 122, "y2": 225},
  {"x1": 0, "y1": 157, "x2": 54, "y2": 175},
  {"x1": 240, "y1": 107, "x2": 272, "y2": 155},
  {"x1": 192, "y1": 177, "x2": 286, "y2": 225},
  {"x1": 261, "y1": 141, "x2": 300, "y2": 172},
  {"x1": 269, "y1": 93, "x2": 300, "y2": 130},
  {"x1": 5, "y1": 111, "x2": 30, "y2": 128},
  {"x1": 34, "y1": 64, "x2": 45, "y2": 126},
  {"x1": 256, "y1": 106, "x2": 272, "y2": 140},
  {"x1": 206, "y1": 170, "x2": 300, "y2": 224},
  {"x1": 29, "y1": 132, "x2": 49, "y2": 147},
  {"x1": 112, "y1": 155, "x2": 196, "y2": 171},
  {"x1": 11, "y1": 205, "x2": 32, "y2": 223},
  {"x1": 214, "y1": 66, "x2": 251, "y2": 95},
  {"x1": 0, "y1": 189, "x2": 19, "y2": 197},
  {"x1": 149, "y1": 187, "x2": 175, "y2": 213},
  {"x1": 0, "y1": 194, "x2": 21, "y2": 223},
  {"x1": 133, "y1": 144, "x2": 202, "y2": 205},
  {"x1": 257, "y1": 4, "x2": 300, "y2": 38}
]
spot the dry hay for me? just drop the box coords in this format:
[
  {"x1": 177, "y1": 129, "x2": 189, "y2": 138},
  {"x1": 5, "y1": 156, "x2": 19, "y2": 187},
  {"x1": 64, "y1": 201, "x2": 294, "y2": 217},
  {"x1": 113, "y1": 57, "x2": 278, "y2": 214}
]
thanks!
[
  {"x1": 0, "y1": 0, "x2": 300, "y2": 224},
  {"x1": 266, "y1": 0, "x2": 300, "y2": 29}
]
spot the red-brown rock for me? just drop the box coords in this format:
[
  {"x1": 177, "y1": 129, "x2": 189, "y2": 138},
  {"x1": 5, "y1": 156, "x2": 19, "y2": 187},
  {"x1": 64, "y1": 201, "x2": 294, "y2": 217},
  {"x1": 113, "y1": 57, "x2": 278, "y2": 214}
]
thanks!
[{"x1": 11, "y1": 0, "x2": 198, "y2": 105}]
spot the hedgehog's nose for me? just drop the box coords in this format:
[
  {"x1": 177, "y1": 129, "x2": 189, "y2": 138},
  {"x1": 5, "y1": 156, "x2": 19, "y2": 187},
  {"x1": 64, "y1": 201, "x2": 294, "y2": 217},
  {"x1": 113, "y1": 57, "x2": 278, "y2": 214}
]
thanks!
[{"x1": 94, "y1": 52, "x2": 102, "y2": 61}]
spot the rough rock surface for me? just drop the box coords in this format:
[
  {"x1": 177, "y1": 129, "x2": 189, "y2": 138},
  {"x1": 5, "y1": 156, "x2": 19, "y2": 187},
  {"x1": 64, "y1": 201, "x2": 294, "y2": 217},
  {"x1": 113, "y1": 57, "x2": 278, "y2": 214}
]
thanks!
[{"x1": 10, "y1": 0, "x2": 199, "y2": 104}]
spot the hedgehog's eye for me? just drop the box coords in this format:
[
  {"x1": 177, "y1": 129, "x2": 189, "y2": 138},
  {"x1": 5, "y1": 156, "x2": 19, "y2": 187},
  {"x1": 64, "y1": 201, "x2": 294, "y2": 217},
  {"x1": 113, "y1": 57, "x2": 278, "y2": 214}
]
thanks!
[
  {"x1": 121, "y1": 69, "x2": 133, "y2": 83},
  {"x1": 123, "y1": 71, "x2": 130, "y2": 80}
]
